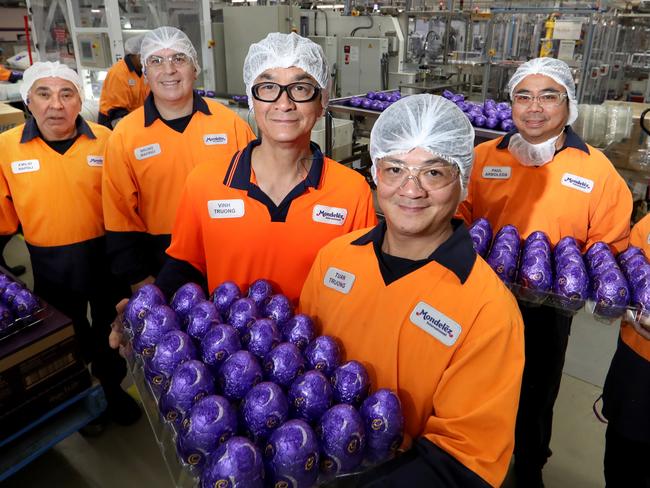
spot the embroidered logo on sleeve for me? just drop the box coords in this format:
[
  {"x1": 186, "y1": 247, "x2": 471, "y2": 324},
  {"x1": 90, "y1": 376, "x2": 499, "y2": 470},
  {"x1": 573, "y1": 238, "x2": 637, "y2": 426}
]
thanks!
[
  {"x1": 323, "y1": 267, "x2": 356, "y2": 294},
  {"x1": 410, "y1": 301, "x2": 461, "y2": 346},
  {"x1": 207, "y1": 199, "x2": 245, "y2": 219},
  {"x1": 11, "y1": 159, "x2": 40, "y2": 174},
  {"x1": 312, "y1": 205, "x2": 348, "y2": 226},
  {"x1": 482, "y1": 166, "x2": 511, "y2": 179},
  {"x1": 134, "y1": 143, "x2": 162, "y2": 160},
  {"x1": 561, "y1": 173, "x2": 594, "y2": 193},
  {"x1": 203, "y1": 134, "x2": 228, "y2": 145},
  {"x1": 87, "y1": 155, "x2": 104, "y2": 166}
]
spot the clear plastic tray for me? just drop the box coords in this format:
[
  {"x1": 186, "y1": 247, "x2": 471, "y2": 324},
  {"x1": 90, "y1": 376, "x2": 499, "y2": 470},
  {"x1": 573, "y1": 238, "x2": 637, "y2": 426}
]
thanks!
[{"x1": 0, "y1": 301, "x2": 50, "y2": 342}]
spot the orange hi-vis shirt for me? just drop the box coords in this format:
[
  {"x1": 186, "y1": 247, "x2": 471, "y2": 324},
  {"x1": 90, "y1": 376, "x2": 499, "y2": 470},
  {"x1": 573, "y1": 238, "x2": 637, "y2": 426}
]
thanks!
[
  {"x1": 299, "y1": 223, "x2": 525, "y2": 487},
  {"x1": 0, "y1": 66, "x2": 11, "y2": 82},
  {"x1": 458, "y1": 127, "x2": 632, "y2": 253},
  {"x1": 621, "y1": 215, "x2": 650, "y2": 361},
  {"x1": 103, "y1": 93, "x2": 254, "y2": 237},
  {"x1": 98, "y1": 56, "x2": 148, "y2": 127},
  {"x1": 165, "y1": 139, "x2": 377, "y2": 302},
  {"x1": 0, "y1": 117, "x2": 108, "y2": 246}
]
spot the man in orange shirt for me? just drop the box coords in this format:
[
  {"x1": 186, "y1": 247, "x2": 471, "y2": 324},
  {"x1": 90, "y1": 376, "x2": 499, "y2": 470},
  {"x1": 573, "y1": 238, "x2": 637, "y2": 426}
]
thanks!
[
  {"x1": 602, "y1": 215, "x2": 650, "y2": 487},
  {"x1": 0, "y1": 65, "x2": 21, "y2": 83},
  {"x1": 300, "y1": 94, "x2": 524, "y2": 487},
  {"x1": 98, "y1": 34, "x2": 148, "y2": 128},
  {"x1": 458, "y1": 58, "x2": 632, "y2": 487}
]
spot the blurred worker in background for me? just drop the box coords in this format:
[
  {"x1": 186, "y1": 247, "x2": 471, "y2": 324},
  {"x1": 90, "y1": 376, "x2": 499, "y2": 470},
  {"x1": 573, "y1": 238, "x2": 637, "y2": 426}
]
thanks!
[
  {"x1": 602, "y1": 214, "x2": 650, "y2": 487},
  {"x1": 98, "y1": 33, "x2": 148, "y2": 129},
  {"x1": 300, "y1": 94, "x2": 524, "y2": 487},
  {"x1": 102, "y1": 26, "x2": 254, "y2": 294},
  {"x1": 0, "y1": 65, "x2": 22, "y2": 83},
  {"x1": 458, "y1": 57, "x2": 633, "y2": 487},
  {"x1": 0, "y1": 62, "x2": 140, "y2": 427}
]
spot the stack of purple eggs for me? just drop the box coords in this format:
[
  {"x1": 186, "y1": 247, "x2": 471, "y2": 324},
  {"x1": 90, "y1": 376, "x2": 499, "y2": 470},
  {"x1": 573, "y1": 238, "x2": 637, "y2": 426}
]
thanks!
[
  {"x1": 123, "y1": 278, "x2": 405, "y2": 486},
  {"x1": 443, "y1": 90, "x2": 513, "y2": 131},
  {"x1": 516, "y1": 231, "x2": 553, "y2": 302},
  {"x1": 618, "y1": 246, "x2": 650, "y2": 314},
  {"x1": 468, "y1": 217, "x2": 493, "y2": 258},
  {"x1": 584, "y1": 242, "x2": 630, "y2": 319},
  {"x1": 0, "y1": 272, "x2": 40, "y2": 332},
  {"x1": 347, "y1": 90, "x2": 402, "y2": 112},
  {"x1": 552, "y1": 236, "x2": 589, "y2": 312},
  {"x1": 486, "y1": 225, "x2": 521, "y2": 284}
]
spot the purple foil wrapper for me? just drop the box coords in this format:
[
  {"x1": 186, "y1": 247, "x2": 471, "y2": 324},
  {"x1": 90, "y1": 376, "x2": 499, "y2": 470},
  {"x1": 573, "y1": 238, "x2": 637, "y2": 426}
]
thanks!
[
  {"x1": 264, "y1": 419, "x2": 320, "y2": 488},
  {"x1": 331, "y1": 360, "x2": 371, "y2": 407},
  {"x1": 304, "y1": 336, "x2": 342, "y2": 377},
  {"x1": 171, "y1": 283, "x2": 206, "y2": 324},
  {"x1": 244, "y1": 318, "x2": 282, "y2": 359},
  {"x1": 123, "y1": 283, "x2": 166, "y2": 331},
  {"x1": 227, "y1": 298, "x2": 259, "y2": 336},
  {"x1": 282, "y1": 314, "x2": 316, "y2": 351},
  {"x1": 201, "y1": 323, "x2": 242, "y2": 373},
  {"x1": 468, "y1": 218, "x2": 493, "y2": 258},
  {"x1": 317, "y1": 404, "x2": 366, "y2": 474},
  {"x1": 200, "y1": 436, "x2": 264, "y2": 488},
  {"x1": 247, "y1": 279, "x2": 274, "y2": 307},
  {"x1": 263, "y1": 294, "x2": 294, "y2": 325},
  {"x1": 288, "y1": 370, "x2": 333, "y2": 424},
  {"x1": 241, "y1": 382, "x2": 289, "y2": 444},
  {"x1": 264, "y1": 342, "x2": 306, "y2": 388},
  {"x1": 360, "y1": 389, "x2": 404, "y2": 463},
  {"x1": 218, "y1": 350, "x2": 264, "y2": 402},
  {"x1": 186, "y1": 300, "x2": 221, "y2": 342},
  {"x1": 160, "y1": 360, "x2": 215, "y2": 425},
  {"x1": 211, "y1": 281, "x2": 242, "y2": 315},
  {"x1": 145, "y1": 330, "x2": 197, "y2": 395},
  {"x1": 133, "y1": 304, "x2": 180, "y2": 357}
]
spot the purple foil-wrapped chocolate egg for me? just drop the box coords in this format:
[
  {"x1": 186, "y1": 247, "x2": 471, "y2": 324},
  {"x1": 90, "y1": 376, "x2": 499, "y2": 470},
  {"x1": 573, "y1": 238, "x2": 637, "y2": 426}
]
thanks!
[
  {"x1": 186, "y1": 300, "x2": 221, "y2": 342},
  {"x1": 227, "y1": 297, "x2": 258, "y2": 335},
  {"x1": 0, "y1": 303, "x2": 13, "y2": 329},
  {"x1": 500, "y1": 119, "x2": 515, "y2": 131},
  {"x1": 591, "y1": 268, "x2": 630, "y2": 318},
  {"x1": 282, "y1": 314, "x2": 316, "y2": 350},
  {"x1": 0, "y1": 274, "x2": 12, "y2": 295},
  {"x1": 178, "y1": 394, "x2": 238, "y2": 468},
  {"x1": 212, "y1": 281, "x2": 242, "y2": 315},
  {"x1": 586, "y1": 242, "x2": 611, "y2": 262},
  {"x1": 247, "y1": 279, "x2": 274, "y2": 307},
  {"x1": 288, "y1": 370, "x2": 333, "y2": 424},
  {"x1": 264, "y1": 419, "x2": 319, "y2": 488},
  {"x1": 632, "y1": 279, "x2": 650, "y2": 311},
  {"x1": 160, "y1": 359, "x2": 215, "y2": 425},
  {"x1": 1, "y1": 282, "x2": 24, "y2": 305},
  {"x1": 12, "y1": 289, "x2": 40, "y2": 318},
  {"x1": 263, "y1": 294, "x2": 294, "y2": 325},
  {"x1": 241, "y1": 382, "x2": 289, "y2": 444},
  {"x1": 487, "y1": 247, "x2": 519, "y2": 283},
  {"x1": 171, "y1": 283, "x2": 206, "y2": 324},
  {"x1": 331, "y1": 360, "x2": 370, "y2": 407},
  {"x1": 555, "y1": 236, "x2": 579, "y2": 255},
  {"x1": 360, "y1": 389, "x2": 404, "y2": 463},
  {"x1": 468, "y1": 218, "x2": 493, "y2": 258},
  {"x1": 124, "y1": 284, "x2": 166, "y2": 331},
  {"x1": 360, "y1": 98, "x2": 372, "y2": 109},
  {"x1": 218, "y1": 350, "x2": 263, "y2": 402},
  {"x1": 245, "y1": 318, "x2": 282, "y2": 359},
  {"x1": 442, "y1": 89, "x2": 454, "y2": 99},
  {"x1": 146, "y1": 330, "x2": 197, "y2": 395},
  {"x1": 133, "y1": 304, "x2": 180, "y2": 357},
  {"x1": 264, "y1": 342, "x2": 306, "y2": 388},
  {"x1": 619, "y1": 246, "x2": 644, "y2": 268},
  {"x1": 200, "y1": 436, "x2": 264, "y2": 488},
  {"x1": 552, "y1": 261, "x2": 589, "y2": 311},
  {"x1": 304, "y1": 336, "x2": 342, "y2": 377},
  {"x1": 628, "y1": 264, "x2": 650, "y2": 288},
  {"x1": 317, "y1": 404, "x2": 366, "y2": 474},
  {"x1": 621, "y1": 254, "x2": 649, "y2": 276},
  {"x1": 200, "y1": 323, "x2": 241, "y2": 374}
]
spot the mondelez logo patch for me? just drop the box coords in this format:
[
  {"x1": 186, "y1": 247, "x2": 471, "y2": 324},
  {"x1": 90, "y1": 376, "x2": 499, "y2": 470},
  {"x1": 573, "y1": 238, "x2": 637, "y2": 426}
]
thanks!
[{"x1": 410, "y1": 301, "x2": 461, "y2": 346}]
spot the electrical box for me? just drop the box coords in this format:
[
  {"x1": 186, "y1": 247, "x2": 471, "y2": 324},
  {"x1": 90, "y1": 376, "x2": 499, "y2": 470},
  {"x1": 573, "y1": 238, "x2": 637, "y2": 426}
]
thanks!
[
  {"x1": 308, "y1": 36, "x2": 338, "y2": 78},
  {"x1": 75, "y1": 33, "x2": 112, "y2": 69},
  {"x1": 339, "y1": 37, "x2": 388, "y2": 97}
]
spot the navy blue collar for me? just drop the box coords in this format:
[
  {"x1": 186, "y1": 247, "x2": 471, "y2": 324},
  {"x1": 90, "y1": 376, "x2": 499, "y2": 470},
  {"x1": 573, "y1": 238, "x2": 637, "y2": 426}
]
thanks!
[
  {"x1": 496, "y1": 125, "x2": 589, "y2": 155},
  {"x1": 124, "y1": 55, "x2": 142, "y2": 77},
  {"x1": 143, "y1": 91, "x2": 211, "y2": 127},
  {"x1": 20, "y1": 115, "x2": 96, "y2": 143},
  {"x1": 351, "y1": 219, "x2": 476, "y2": 284},
  {"x1": 223, "y1": 139, "x2": 325, "y2": 191}
]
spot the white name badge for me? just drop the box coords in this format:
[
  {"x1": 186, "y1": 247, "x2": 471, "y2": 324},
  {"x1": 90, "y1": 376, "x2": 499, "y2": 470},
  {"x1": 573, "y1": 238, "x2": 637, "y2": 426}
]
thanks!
[
  {"x1": 11, "y1": 159, "x2": 40, "y2": 174},
  {"x1": 312, "y1": 205, "x2": 348, "y2": 226},
  {"x1": 561, "y1": 173, "x2": 594, "y2": 193},
  {"x1": 207, "y1": 199, "x2": 245, "y2": 219},
  {"x1": 409, "y1": 301, "x2": 461, "y2": 346},
  {"x1": 134, "y1": 143, "x2": 161, "y2": 160},
  {"x1": 482, "y1": 166, "x2": 512, "y2": 179},
  {"x1": 323, "y1": 267, "x2": 356, "y2": 294},
  {"x1": 128, "y1": 79, "x2": 136, "y2": 86},
  {"x1": 647, "y1": 232, "x2": 650, "y2": 245},
  {"x1": 203, "y1": 134, "x2": 228, "y2": 145},
  {"x1": 87, "y1": 155, "x2": 104, "y2": 167}
]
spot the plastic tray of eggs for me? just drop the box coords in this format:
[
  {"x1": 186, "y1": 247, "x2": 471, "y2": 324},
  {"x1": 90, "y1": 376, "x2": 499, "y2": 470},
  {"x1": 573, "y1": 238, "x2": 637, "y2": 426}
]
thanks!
[{"x1": 0, "y1": 271, "x2": 46, "y2": 341}]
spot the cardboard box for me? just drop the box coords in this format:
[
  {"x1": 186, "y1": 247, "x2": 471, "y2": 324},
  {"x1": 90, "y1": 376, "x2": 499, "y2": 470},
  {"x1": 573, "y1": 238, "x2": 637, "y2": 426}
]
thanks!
[{"x1": 0, "y1": 102, "x2": 23, "y2": 133}]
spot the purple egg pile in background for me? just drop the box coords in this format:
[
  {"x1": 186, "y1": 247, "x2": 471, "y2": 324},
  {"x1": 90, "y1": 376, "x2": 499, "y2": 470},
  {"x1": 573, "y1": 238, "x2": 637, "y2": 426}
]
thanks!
[
  {"x1": 124, "y1": 278, "x2": 404, "y2": 486},
  {"x1": 346, "y1": 90, "x2": 402, "y2": 112},
  {"x1": 442, "y1": 90, "x2": 513, "y2": 131}
]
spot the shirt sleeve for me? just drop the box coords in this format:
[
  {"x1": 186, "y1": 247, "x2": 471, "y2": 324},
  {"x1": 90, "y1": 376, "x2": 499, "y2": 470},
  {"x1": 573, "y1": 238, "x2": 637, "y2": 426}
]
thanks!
[
  {"x1": 0, "y1": 149, "x2": 19, "y2": 236},
  {"x1": 630, "y1": 216, "x2": 650, "y2": 249},
  {"x1": 297, "y1": 247, "x2": 326, "y2": 318},
  {"x1": 351, "y1": 180, "x2": 378, "y2": 230}
]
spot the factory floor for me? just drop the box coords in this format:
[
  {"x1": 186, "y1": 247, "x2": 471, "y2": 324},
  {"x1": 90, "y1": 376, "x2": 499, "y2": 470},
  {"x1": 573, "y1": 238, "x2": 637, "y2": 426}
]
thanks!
[{"x1": 2, "y1": 235, "x2": 615, "y2": 488}]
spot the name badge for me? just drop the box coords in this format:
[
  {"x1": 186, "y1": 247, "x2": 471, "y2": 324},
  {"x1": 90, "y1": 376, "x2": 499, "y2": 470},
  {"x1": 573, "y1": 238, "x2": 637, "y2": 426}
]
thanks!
[
  {"x1": 11, "y1": 159, "x2": 40, "y2": 174},
  {"x1": 87, "y1": 155, "x2": 104, "y2": 167},
  {"x1": 128, "y1": 79, "x2": 136, "y2": 86},
  {"x1": 207, "y1": 199, "x2": 245, "y2": 219},
  {"x1": 134, "y1": 143, "x2": 161, "y2": 160},
  {"x1": 204, "y1": 134, "x2": 228, "y2": 145},
  {"x1": 646, "y1": 233, "x2": 650, "y2": 245},
  {"x1": 482, "y1": 166, "x2": 511, "y2": 179},
  {"x1": 323, "y1": 267, "x2": 356, "y2": 294},
  {"x1": 312, "y1": 205, "x2": 348, "y2": 226},
  {"x1": 561, "y1": 173, "x2": 594, "y2": 193},
  {"x1": 410, "y1": 301, "x2": 461, "y2": 346}
]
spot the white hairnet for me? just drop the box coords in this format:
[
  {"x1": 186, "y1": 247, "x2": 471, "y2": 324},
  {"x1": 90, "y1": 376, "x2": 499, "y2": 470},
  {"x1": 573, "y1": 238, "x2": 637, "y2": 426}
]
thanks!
[
  {"x1": 124, "y1": 34, "x2": 145, "y2": 55},
  {"x1": 508, "y1": 57, "x2": 578, "y2": 126},
  {"x1": 140, "y1": 26, "x2": 200, "y2": 75},
  {"x1": 370, "y1": 94, "x2": 475, "y2": 190},
  {"x1": 243, "y1": 32, "x2": 330, "y2": 111},
  {"x1": 20, "y1": 61, "x2": 83, "y2": 104}
]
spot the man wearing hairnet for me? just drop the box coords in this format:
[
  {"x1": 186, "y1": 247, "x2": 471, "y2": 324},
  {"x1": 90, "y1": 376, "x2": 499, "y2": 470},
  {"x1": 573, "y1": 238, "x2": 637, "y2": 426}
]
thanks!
[
  {"x1": 102, "y1": 27, "x2": 254, "y2": 294},
  {"x1": 0, "y1": 62, "x2": 140, "y2": 428},
  {"x1": 98, "y1": 34, "x2": 149, "y2": 128},
  {"x1": 458, "y1": 57, "x2": 633, "y2": 487},
  {"x1": 300, "y1": 94, "x2": 524, "y2": 487}
]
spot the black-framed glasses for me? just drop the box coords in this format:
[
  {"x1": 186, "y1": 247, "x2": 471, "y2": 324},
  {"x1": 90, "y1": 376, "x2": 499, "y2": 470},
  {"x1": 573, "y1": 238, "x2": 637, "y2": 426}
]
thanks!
[{"x1": 251, "y1": 82, "x2": 321, "y2": 103}]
